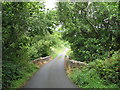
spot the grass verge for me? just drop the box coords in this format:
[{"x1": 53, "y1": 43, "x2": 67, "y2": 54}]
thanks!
[
  {"x1": 2, "y1": 61, "x2": 39, "y2": 89},
  {"x1": 11, "y1": 64, "x2": 39, "y2": 88},
  {"x1": 68, "y1": 51, "x2": 120, "y2": 88}
]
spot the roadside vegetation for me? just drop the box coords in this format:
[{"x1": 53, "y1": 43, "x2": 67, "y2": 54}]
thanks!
[
  {"x1": 57, "y1": 2, "x2": 120, "y2": 88},
  {"x1": 68, "y1": 51, "x2": 120, "y2": 88},
  {"x1": 2, "y1": 1, "x2": 120, "y2": 89},
  {"x1": 2, "y1": 2, "x2": 64, "y2": 89}
]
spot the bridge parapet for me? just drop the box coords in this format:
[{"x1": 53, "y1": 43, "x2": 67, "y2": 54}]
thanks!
[
  {"x1": 31, "y1": 56, "x2": 52, "y2": 67},
  {"x1": 65, "y1": 56, "x2": 87, "y2": 72}
]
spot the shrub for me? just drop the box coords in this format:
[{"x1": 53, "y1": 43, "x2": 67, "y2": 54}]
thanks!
[
  {"x1": 69, "y1": 51, "x2": 120, "y2": 88},
  {"x1": 2, "y1": 61, "x2": 38, "y2": 89}
]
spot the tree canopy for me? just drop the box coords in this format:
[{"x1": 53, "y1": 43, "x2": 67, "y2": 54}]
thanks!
[
  {"x1": 2, "y1": 2, "x2": 62, "y2": 88},
  {"x1": 57, "y1": 2, "x2": 120, "y2": 62},
  {"x1": 2, "y1": 1, "x2": 120, "y2": 89}
]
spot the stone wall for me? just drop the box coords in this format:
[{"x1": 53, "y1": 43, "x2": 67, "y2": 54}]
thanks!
[
  {"x1": 65, "y1": 56, "x2": 87, "y2": 72},
  {"x1": 31, "y1": 56, "x2": 52, "y2": 67}
]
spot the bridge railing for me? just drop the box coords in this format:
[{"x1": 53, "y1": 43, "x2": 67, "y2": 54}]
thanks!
[
  {"x1": 31, "y1": 56, "x2": 52, "y2": 67},
  {"x1": 65, "y1": 55, "x2": 87, "y2": 72}
]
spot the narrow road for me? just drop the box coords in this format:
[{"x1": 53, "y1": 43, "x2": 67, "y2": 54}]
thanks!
[{"x1": 23, "y1": 49, "x2": 77, "y2": 88}]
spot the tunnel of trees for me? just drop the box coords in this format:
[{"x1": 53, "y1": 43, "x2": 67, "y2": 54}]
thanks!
[{"x1": 2, "y1": 1, "x2": 120, "y2": 89}]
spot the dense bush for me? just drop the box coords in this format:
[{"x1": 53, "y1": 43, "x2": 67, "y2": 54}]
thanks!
[
  {"x1": 2, "y1": 60, "x2": 38, "y2": 88},
  {"x1": 2, "y1": 1, "x2": 120, "y2": 89},
  {"x1": 69, "y1": 51, "x2": 120, "y2": 88},
  {"x1": 57, "y1": 2, "x2": 120, "y2": 88},
  {"x1": 57, "y1": 2, "x2": 120, "y2": 62},
  {"x1": 2, "y1": 2, "x2": 61, "y2": 89}
]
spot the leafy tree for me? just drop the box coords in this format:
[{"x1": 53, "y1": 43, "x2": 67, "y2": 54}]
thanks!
[
  {"x1": 2, "y1": 2, "x2": 61, "y2": 89},
  {"x1": 57, "y1": 2, "x2": 120, "y2": 62}
]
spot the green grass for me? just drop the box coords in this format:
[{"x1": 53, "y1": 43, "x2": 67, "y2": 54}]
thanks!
[
  {"x1": 68, "y1": 68, "x2": 118, "y2": 88},
  {"x1": 68, "y1": 51, "x2": 120, "y2": 88}
]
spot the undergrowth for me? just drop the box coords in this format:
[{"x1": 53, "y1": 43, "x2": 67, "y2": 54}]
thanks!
[
  {"x1": 68, "y1": 51, "x2": 120, "y2": 88},
  {"x1": 2, "y1": 61, "x2": 39, "y2": 89}
]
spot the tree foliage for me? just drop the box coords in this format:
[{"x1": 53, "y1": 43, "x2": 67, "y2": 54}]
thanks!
[
  {"x1": 2, "y1": 2, "x2": 61, "y2": 89},
  {"x1": 69, "y1": 50, "x2": 120, "y2": 88},
  {"x1": 57, "y1": 2, "x2": 120, "y2": 62},
  {"x1": 57, "y1": 2, "x2": 120, "y2": 88},
  {"x1": 2, "y1": 1, "x2": 120, "y2": 89}
]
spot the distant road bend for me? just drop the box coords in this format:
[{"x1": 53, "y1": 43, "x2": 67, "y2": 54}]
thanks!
[{"x1": 23, "y1": 49, "x2": 77, "y2": 88}]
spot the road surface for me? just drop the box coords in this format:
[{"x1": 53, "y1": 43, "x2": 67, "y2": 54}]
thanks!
[{"x1": 23, "y1": 49, "x2": 77, "y2": 88}]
